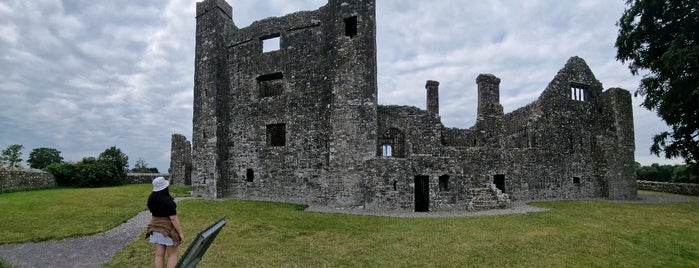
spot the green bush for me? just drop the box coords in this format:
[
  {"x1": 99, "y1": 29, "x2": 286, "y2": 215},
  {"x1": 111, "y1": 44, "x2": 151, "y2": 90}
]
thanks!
[
  {"x1": 45, "y1": 162, "x2": 78, "y2": 186},
  {"x1": 74, "y1": 159, "x2": 124, "y2": 187},
  {"x1": 45, "y1": 159, "x2": 126, "y2": 187}
]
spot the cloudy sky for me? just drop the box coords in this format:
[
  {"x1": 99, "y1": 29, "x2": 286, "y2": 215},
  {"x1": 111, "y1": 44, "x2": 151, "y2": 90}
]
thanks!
[{"x1": 0, "y1": 0, "x2": 680, "y2": 171}]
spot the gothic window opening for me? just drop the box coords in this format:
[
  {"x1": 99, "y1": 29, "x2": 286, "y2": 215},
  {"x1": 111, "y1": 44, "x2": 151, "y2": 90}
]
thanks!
[
  {"x1": 257, "y1": 72, "x2": 284, "y2": 98},
  {"x1": 261, "y1": 33, "x2": 280, "y2": 52},
  {"x1": 377, "y1": 128, "x2": 405, "y2": 157},
  {"x1": 439, "y1": 175, "x2": 450, "y2": 191},
  {"x1": 344, "y1": 16, "x2": 357, "y2": 37},
  {"x1": 246, "y1": 169, "x2": 254, "y2": 182},
  {"x1": 267, "y1": 124, "x2": 286, "y2": 146},
  {"x1": 570, "y1": 83, "x2": 587, "y2": 101}
]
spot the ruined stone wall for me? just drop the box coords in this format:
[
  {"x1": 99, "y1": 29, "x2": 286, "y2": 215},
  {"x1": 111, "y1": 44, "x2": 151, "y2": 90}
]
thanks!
[
  {"x1": 194, "y1": 0, "x2": 378, "y2": 207},
  {"x1": 377, "y1": 105, "x2": 442, "y2": 157},
  {"x1": 170, "y1": 133, "x2": 192, "y2": 186},
  {"x1": 192, "y1": 0, "x2": 235, "y2": 198},
  {"x1": 0, "y1": 170, "x2": 55, "y2": 192},
  {"x1": 441, "y1": 127, "x2": 476, "y2": 147},
  {"x1": 191, "y1": 0, "x2": 637, "y2": 211},
  {"x1": 599, "y1": 88, "x2": 637, "y2": 199},
  {"x1": 637, "y1": 180, "x2": 699, "y2": 196},
  {"x1": 503, "y1": 104, "x2": 537, "y2": 148}
]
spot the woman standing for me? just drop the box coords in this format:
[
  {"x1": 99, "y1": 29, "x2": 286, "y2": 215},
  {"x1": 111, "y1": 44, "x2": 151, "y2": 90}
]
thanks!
[{"x1": 146, "y1": 177, "x2": 184, "y2": 268}]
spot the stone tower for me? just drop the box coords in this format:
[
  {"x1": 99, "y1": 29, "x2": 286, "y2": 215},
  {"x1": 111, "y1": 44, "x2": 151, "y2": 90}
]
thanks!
[{"x1": 192, "y1": 0, "x2": 235, "y2": 198}]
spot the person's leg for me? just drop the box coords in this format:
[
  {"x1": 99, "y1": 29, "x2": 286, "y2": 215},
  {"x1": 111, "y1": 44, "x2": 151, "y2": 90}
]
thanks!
[
  {"x1": 154, "y1": 244, "x2": 166, "y2": 268},
  {"x1": 166, "y1": 245, "x2": 179, "y2": 268}
]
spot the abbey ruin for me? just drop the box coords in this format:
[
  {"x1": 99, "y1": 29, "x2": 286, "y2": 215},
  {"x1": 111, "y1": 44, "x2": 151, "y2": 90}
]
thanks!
[{"x1": 187, "y1": 0, "x2": 637, "y2": 212}]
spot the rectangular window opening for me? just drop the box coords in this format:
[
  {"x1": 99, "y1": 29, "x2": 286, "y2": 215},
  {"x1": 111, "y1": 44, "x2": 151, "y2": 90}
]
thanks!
[
  {"x1": 246, "y1": 169, "x2": 254, "y2": 182},
  {"x1": 570, "y1": 83, "x2": 588, "y2": 101},
  {"x1": 381, "y1": 144, "x2": 392, "y2": 157},
  {"x1": 344, "y1": 16, "x2": 357, "y2": 37},
  {"x1": 573, "y1": 177, "x2": 581, "y2": 184},
  {"x1": 267, "y1": 124, "x2": 286, "y2": 146},
  {"x1": 439, "y1": 175, "x2": 450, "y2": 191},
  {"x1": 257, "y1": 72, "x2": 284, "y2": 98},
  {"x1": 261, "y1": 33, "x2": 280, "y2": 52}
]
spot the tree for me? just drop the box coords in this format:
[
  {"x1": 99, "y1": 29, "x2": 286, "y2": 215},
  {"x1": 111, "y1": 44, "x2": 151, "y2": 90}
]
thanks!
[
  {"x1": 2, "y1": 144, "x2": 24, "y2": 170},
  {"x1": 615, "y1": 0, "x2": 699, "y2": 170},
  {"x1": 27, "y1": 148, "x2": 64, "y2": 169},
  {"x1": 131, "y1": 158, "x2": 159, "y2": 173},
  {"x1": 98, "y1": 146, "x2": 129, "y2": 180}
]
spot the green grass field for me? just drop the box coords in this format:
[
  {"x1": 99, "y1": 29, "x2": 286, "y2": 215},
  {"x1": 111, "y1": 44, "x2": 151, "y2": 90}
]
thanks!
[
  {"x1": 0, "y1": 184, "x2": 190, "y2": 244},
  {"x1": 1, "y1": 186, "x2": 697, "y2": 267}
]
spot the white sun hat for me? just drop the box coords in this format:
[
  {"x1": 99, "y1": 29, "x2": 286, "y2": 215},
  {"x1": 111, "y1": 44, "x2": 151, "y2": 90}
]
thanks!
[{"x1": 152, "y1": 177, "x2": 170, "y2": 192}]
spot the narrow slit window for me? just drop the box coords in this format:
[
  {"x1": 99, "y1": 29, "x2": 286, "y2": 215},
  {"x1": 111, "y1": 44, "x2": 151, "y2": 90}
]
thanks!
[
  {"x1": 246, "y1": 169, "x2": 254, "y2": 182},
  {"x1": 257, "y1": 72, "x2": 284, "y2": 98},
  {"x1": 261, "y1": 33, "x2": 280, "y2": 52},
  {"x1": 344, "y1": 16, "x2": 357, "y2": 37},
  {"x1": 267, "y1": 124, "x2": 286, "y2": 146}
]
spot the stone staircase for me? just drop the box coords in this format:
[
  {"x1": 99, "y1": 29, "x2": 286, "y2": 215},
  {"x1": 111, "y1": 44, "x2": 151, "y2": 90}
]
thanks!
[{"x1": 467, "y1": 184, "x2": 511, "y2": 211}]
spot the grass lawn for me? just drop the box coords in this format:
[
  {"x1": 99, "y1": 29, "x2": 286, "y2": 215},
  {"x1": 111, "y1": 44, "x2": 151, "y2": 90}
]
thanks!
[
  {"x1": 0, "y1": 184, "x2": 190, "y2": 244},
  {"x1": 106, "y1": 191, "x2": 699, "y2": 267}
]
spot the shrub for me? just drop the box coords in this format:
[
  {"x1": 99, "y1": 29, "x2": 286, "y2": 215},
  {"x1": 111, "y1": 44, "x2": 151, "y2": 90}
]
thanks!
[
  {"x1": 45, "y1": 159, "x2": 126, "y2": 187},
  {"x1": 45, "y1": 162, "x2": 78, "y2": 186},
  {"x1": 74, "y1": 159, "x2": 124, "y2": 187}
]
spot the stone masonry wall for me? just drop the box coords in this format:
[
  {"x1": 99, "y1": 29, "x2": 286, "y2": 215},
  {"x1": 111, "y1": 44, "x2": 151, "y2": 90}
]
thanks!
[
  {"x1": 637, "y1": 180, "x2": 699, "y2": 196},
  {"x1": 191, "y1": 0, "x2": 637, "y2": 212},
  {"x1": 170, "y1": 133, "x2": 192, "y2": 186},
  {"x1": 0, "y1": 170, "x2": 55, "y2": 192}
]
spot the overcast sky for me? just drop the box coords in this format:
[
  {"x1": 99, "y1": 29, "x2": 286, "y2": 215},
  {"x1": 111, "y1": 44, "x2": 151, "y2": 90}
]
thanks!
[{"x1": 0, "y1": 0, "x2": 681, "y2": 171}]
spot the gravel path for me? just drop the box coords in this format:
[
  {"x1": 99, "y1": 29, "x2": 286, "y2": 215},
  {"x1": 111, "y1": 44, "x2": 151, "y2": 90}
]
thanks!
[{"x1": 0, "y1": 193, "x2": 691, "y2": 267}]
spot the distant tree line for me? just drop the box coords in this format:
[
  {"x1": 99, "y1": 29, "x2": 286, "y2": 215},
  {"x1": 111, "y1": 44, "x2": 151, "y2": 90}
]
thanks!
[
  {"x1": 1, "y1": 144, "x2": 159, "y2": 187},
  {"x1": 635, "y1": 162, "x2": 698, "y2": 184}
]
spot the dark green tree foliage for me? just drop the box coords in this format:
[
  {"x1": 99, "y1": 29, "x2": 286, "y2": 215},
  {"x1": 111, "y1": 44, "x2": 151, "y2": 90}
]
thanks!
[
  {"x1": 74, "y1": 157, "x2": 123, "y2": 187},
  {"x1": 45, "y1": 162, "x2": 78, "y2": 186},
  {"x1": 98, "y1": 146, "x2": 129, "y2": 181},
  {"x1": 635, "y1": 162, "x2": 699, "y2": 183},
  {"x1": 616, "y1": 0, "x2": 699, "y2": 169},
  {"x1": 2, "y1": 144, "x2": 24, "y2": 170},
  {"x1": 27, "y1": 148, "x2": 64, "y2": 169},
  {"x1": 44, "y1": 147, "x2": 130, "y2": 187}
]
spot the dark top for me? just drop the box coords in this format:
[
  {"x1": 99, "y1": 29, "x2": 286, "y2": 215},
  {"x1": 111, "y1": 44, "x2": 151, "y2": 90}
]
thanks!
[{"x1": 147, "y1": 190, "x2": 177, "y2": 217}]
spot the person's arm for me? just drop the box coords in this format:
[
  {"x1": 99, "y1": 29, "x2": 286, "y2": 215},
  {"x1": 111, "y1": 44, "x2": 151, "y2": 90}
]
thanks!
[{"x1": 170, "y1": 214, "x2": 184, "y2": 242}]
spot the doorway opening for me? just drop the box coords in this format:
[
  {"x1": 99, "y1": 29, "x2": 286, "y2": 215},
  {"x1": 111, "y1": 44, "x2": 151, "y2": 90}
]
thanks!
[
  {"x1": 414, "y1": 175, "x2": 429, "y2": 212},
  {"x1": 494, "y1": 174, "x2": 505, "y2": 193}
]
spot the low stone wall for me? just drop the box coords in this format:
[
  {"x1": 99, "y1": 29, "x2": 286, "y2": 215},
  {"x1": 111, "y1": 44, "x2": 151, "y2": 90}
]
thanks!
[
  {"x1": 0, "y1": 170, "x2": 56, "y2": 193},
  {"x1": 637, "y1": 180, "x2": 699, "y2": 196},
  {"x1": 127, "y1": 173, "x2": 170, "y2": 184}
]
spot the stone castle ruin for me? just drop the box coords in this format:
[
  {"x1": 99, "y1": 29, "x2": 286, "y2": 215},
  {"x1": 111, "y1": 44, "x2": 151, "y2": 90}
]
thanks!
[{"x1": 184, "y1": 0, "x2": 637, "y2": 212}]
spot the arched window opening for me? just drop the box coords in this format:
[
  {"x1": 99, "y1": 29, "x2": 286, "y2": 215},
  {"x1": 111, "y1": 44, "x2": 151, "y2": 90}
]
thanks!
[{"x1": 377, "y1": 128, "x2": 405, "y2": 158}]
